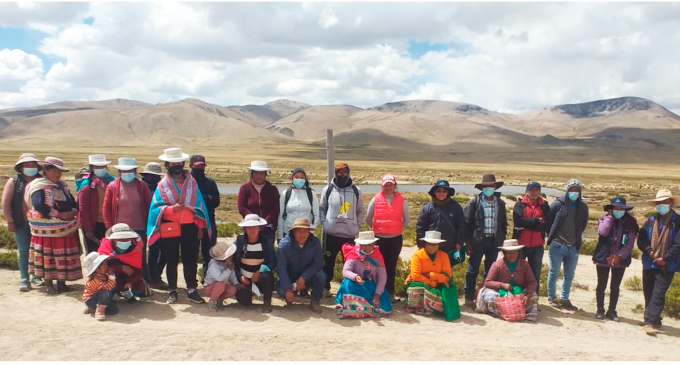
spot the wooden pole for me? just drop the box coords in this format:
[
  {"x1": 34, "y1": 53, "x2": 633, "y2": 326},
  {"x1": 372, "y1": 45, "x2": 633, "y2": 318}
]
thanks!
[{"x1": 326, "y1": 129, "x2": 334, "y2": 185}]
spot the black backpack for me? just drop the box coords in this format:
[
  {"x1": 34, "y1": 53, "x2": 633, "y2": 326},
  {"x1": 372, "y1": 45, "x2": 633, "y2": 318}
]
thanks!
[
  {"x1": 282, "y1": 186, "x2": 316, "y2": 224},
  {"x1": 324, "y1": 184, "x2": 360, "y2": 211}
]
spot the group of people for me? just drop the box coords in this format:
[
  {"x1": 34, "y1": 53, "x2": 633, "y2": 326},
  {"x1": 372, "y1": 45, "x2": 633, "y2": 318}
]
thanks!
[{"x1": 2, "y1": 150, "x2": 679, "y2": 334}]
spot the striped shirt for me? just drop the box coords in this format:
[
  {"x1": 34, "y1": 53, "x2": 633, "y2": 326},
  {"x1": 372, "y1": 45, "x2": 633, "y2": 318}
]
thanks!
[
  {"x1": 82, "y1": 272, "x2": 116, "y2": 302},
  {"x1": 240, "y1": 242, "x2": 265, "y2": 279},
  {"x1": 481, "y1": 196, "x2": 497, "y2": 236}
]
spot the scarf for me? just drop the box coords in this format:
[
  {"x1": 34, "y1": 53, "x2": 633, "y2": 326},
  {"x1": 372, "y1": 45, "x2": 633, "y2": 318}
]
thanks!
[
  {"x1": 98, "y1": 237, "x2": 143, "y2": 269},
  {"x1": 147, "y1": 170, "x2": 211, "y2": 246},
  {"x1": 24, "y1": 177, "x2": 57, "y2": 206},
  {"x1": 432, "y1": 196, "x2": 452, "y2": 207},
  {"x1": 23, "y1": 178, "x2": 78, "y2": 237},
  {"x1": 342, "y1": 243, "x2": 385, "y2": 267},
  {"x1": 651, "y1": 212, "x2": 672, "y2": 263}
]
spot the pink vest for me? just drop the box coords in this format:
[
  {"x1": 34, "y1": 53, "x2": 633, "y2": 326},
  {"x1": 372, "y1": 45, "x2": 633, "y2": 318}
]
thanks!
[{"x1": 372, "y1": 191, "x2": 404, "y2": 235}]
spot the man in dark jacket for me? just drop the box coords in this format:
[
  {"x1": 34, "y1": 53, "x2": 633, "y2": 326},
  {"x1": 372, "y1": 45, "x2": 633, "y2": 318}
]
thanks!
[
  {"x1": 416, "y1": 180, "x2": 466, "y2": 254},
  {"x1": 276, "y1": 218, "x2": 326, "y2": 314},
  {"x1": 464, "y1": 173, "x2": 508, "y2": 307},
  {"x1": 190, "y1": 155, "x2": 221, "y2": 277},
  {"x1": 546, "y1": 178, "x2": 589, "y2": 311},
  {"x1": 513, "y1": 181, "x2": 552, "y2": 295}
]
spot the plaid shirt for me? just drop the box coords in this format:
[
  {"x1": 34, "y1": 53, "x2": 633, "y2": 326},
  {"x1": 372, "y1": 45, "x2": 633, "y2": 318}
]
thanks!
[{"x1": 481, "y1": 196, "x2": 497, "y2": 235}]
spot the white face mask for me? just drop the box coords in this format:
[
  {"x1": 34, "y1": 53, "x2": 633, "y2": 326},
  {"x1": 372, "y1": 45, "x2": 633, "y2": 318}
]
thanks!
[{"x1": 115, "y1": 241, "x2": 132, "y2": 251}]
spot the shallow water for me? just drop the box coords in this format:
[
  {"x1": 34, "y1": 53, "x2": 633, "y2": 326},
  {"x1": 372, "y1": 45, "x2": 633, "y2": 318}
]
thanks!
[{"x1": 217, "y1": 184, "x2": 564, "y2": 196}]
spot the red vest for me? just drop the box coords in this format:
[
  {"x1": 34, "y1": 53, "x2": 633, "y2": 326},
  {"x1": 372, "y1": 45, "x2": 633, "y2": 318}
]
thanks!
[
  {"x1": 372, "y1": 191, "x2": 405, "y2": 235},
  {"x1": 519, "y1": 196, "x2": 546, "y2": 248}
]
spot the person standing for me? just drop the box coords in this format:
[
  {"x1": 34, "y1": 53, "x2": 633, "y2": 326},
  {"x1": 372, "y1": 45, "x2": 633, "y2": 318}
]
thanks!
[
  {"x1": 190, "y1": 155, "x2": 220, "y2": 277},
  {"x1": 319, "y1": 163, "x2": 364, "y2": 297},
  {"x1": 463, "y1": 173, "x2": 508, "y2": 308},
  {"x1": 147, "y1": 148, "x2": 211, "y2": 305},
  {"x1": 278, "y1": 168, "x2": 319, "y2": 240},
  {"x1": 139, "y1": 161, "x2": 167, "y2": 288},
  {"x1": 237, "y1": 160, "x2": 279, "y2": 255},
  {"x1": 416, "y1": 179, "x2": 467, "y2": 261},
  {"x1": 365, "y1": 174, "x2": 409, "y2": 300},
  {"x1": 78, "y1": 154, "x2": 115, "y2": 253},
  {"x1": 2, "y1": 153, "x2": 43, "y2": 291},
  {"x1": 140, "y1": 162, "x2": 164, "y2": 193}
]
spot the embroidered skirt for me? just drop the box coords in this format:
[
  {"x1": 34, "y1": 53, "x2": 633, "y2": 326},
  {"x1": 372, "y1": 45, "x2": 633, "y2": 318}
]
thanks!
[
  {"x1": 335, "y1": 279, "x2": 392, "y2": 319},
  {"x1": 29, "y1": 233, "x2": 83, "y2": 281}
]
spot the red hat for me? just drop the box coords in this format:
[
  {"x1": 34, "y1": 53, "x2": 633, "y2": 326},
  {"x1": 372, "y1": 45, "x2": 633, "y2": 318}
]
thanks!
[{"x1": 381, "y1": 174, "x2": 396, "y2": 186}]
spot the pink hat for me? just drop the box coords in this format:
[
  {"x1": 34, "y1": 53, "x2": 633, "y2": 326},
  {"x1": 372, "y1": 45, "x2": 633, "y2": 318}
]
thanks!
[
  {"x1": 381, "y1": 174, "x2": 396, "y2": 186},
  {"x1": 44, "y1": 157, "x2": 69, "y2": 172}
]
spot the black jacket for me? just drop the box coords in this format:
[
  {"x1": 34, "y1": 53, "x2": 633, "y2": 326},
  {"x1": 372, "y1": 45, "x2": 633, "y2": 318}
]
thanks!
[
  {"x1": 464, "y1": 192, "x2": 508, "y2": 248},
  {"x1": 192, "y1": 172, "x2": 220, "y2": 221},
  {"x1": 416, "y1": 199, "x2": 467, "y2": 253},
  {"x1": 234, "y1": 233, "x2": 277, "y2": 279},
  {"x1": 547, "y1": 194, "x2": 589, "y2": 249}
]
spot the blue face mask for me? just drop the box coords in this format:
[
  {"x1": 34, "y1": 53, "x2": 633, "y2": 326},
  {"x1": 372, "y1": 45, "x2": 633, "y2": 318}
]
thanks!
[
  {"x1": 115, "y1": 241, "x2": 132, "y2": 251},
  {"x1": 121, "y1": 172, "x2": 135, "y2": 183},
  {"x1": 482, "y1": 187, "x2": 495, "y2": 197},
  {"x1": 94, "y1": 169, "x2": 107, "y2": 178},
  {"x1": 657, "y1": 204, "x2": 671, "y2": 215},
  {"x1": 568, "y1": 192, "x2": 580, "y2": 201},
  {"x1": 23, "y1": 167, "x2": 38, "y2": 177},
  {"x1": 612, "y1": 210, "x2": 625, "y2": 219},
  {"x1": 293, "y1": 179, "x2": 306, "y2": 189}
]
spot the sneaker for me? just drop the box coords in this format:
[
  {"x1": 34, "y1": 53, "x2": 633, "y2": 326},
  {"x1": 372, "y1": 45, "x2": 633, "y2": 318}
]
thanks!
[
  {"x1": 187, "y1": 290, "x2": 206, "y2": 304},
  {"x1": 31, "y1": 277, "x2": 45, "y2": 287},
  {"x1": 560, "y1": 299, "x2": 578, "y2": 311},
  {"x1": 465, "y1": 298, "x2": 475, "y2": 308},
  {"x1": 547, "y1": 297, "x2": 561, "y2": 308},
  {"x1": 95, "y1": 305, "x2": 107, "y2": 321},
  {"x1": 643, "y1": 324, "x2": 657, "y2": 336},
  {"x1": 605, "y1": 310, "x2": 619, "y2": 322},
  {"x1": 19, "y1": 282, "x2": 30, "y2": 292},
  {"x1": 167, "y1": 290, "x2": 178, "y2": 304},
  {"x1": 595, "y1": 308, "x2": 605, "y2": 320},
  {"x1": 310, "y1": 301, "x2": 323, "y2": 314},
  {"x1": 208, "y1": 301, "x2": 218, "y2": 312},
  {"x1": 150, "y1": 280, "x2": 170, "y2": 290}
]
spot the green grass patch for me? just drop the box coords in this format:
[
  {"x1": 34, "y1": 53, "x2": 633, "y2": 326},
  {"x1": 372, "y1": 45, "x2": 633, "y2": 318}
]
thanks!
[{"x1": 624, "y1": 276, "x2": 643, "y2": 291}]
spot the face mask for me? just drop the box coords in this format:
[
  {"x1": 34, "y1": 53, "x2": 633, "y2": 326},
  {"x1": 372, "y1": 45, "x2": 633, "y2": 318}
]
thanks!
[
  {"x1": 23, "y1": 167, "x2": 38, "y2": 177},
  {"x1": 482, "y1": 187, "x2": 495, "y2": 197},
  {"x1": 192, "y1": 169, "x2": 205, "y2": 179},
  {"x1": 121, "y1": 172, "x2": 135, "y2": 183},
  {"x1": 115, "y1": 241, "x2": 132, "y2": 251},
  {"x1": 568, "y1": 192, "x2": 580, "y2": 201},
  {"x1": 612, "y1": 210, "x2": 625, "y2": 219},
  {"x1": 335, "y1": 175, "x2": 349, "y2": 186},
  {"x1": 143, "y1": 175, "x2": 161, "y2": 184},
  {"x1": 94, "y1": 169, "x2": 107, "y2": 178},
  {"x1": 360, "y1": 248, "x2": 373, "y2": 256},
  {"x1": 293, "y1": 179, "x2": 306, "y2": 189},
  {"x1": 657, "y1": 204, "x2": 671, "y2": 215},
  {"x1": 168, "y1": 165, "x2": 184, "y2": 175}
]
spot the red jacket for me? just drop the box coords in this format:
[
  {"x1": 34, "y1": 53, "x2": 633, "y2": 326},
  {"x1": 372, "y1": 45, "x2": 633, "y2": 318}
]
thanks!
[
  {"x1": 78, "y1": 178, "x2": 110, "y2": 234},
  {"x1": 237, "y1": 181, "x2": 280, "y2": 234},
  {"x1": 102, "y1": 178, "x2": 152, "y2": 230}
]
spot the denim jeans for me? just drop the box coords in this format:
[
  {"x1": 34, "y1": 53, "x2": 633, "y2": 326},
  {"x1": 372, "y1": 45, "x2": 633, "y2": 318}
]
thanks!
[
  {"x1": 278, "y1": 270, "x2": 327, "y2": 303},
  {"x1": 14, "y1": 223, "x2": 32, "y2": 284},
  {"x1": 85, "y1": 289, "x2": 119, "y2": 315},
  {"x1": 520, "y1": 245, "x2": 544, "y2": 296},
  {"x1": 465, "y1": 236, "x2": 499, "y2": 299},
  {"x1": 547, "y1": 241, "x2": 580, "y2": 300}
]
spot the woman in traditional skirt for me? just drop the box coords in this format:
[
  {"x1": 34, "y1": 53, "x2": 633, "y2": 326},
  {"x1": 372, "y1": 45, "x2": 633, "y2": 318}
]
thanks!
[
  {"x1": 405, "y1": 231, "x2": 460, "y2": 321},
  {"x1": 25, "y1": 157, "x2": 82, "y2": 294},
  {"x1": 334, "y1": 231, "x2": 392, "y2": 319}
]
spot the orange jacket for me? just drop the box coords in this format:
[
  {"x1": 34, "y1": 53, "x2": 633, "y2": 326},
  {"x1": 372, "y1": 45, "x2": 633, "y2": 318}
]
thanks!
[{"x1": 405, "y1": 248, "x2": 452, "y2": 288}]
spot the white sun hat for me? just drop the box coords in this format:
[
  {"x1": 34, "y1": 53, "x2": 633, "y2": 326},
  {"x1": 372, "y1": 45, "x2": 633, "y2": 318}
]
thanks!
[
  {"x1": 238, "y1": 214, "x2": 268, "y2": 227},
  {"x1": 248, "y1": 160, "x2": 270, "y2": 172},
  {"x1": 114, "y1": 157, "x2": 138, "y2": 171},
  {"x1": 158, "y1": 148, "x2": 190, "y2": 163},
  {"x1": 422, "y1": 231, "x2": 446, "y2": 244},
  {"x1": 105, "y1": 223, "x2": 140, "y2": 240},
  {"x1": 355, "y1": 231, "x2": 379, "y2": 245},
  {"x1": 498, "y1": 239, "x2": 525, "y2": 252},
  {"x1": 88, "y1": 154, "x2": 111, "y2": 166},
  {"x1": 83, "y1": 252, "x2": 109, "y2": 277}
]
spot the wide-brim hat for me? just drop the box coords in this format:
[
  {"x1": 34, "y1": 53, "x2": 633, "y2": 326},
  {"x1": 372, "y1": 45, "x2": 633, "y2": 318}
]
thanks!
[
  {"x1": 88, "y1": 154, "x2": 111, "y2": 166},
  {"x1": 238, "y1": 214, "x2": 268, "y2": 227},
  {"x1": 140, "y1": 162, "x2": 164, "y2": 176},
  {"x1": 14, "y1": 153, "x2": 42, "y2": 173},
  {"x1": 475, "y1": 173, "x2": 504, "y2": 190},
  {"x1": 499, "y1": 239, "x2": 525, "y2": 252},
  {"x1": 604, "y1": 196, "x2": 634, "y2": 211},
  {"x1": 113, "y1": 157, "x2": 138, "y2": 171},
  {"x1": 248, "y1": 160, "x2": 270, "y2": 172},
  {"x1": 647, "y1": 189, "x2": 680, "y2": 207},
  {"x1": 355, "y1": 231, "x2": 379, "y2": 245},
  {"x1": 428, "y1": 179, "x2": 455, "y2": 197},
  {"x1": 422, "y1": 230, "x2": 446, "y2": 244},
  {"x1": 105, "y1": 223, "x2": 140, "y2": 240},
  {"x1": 43, "y1": 157, "x2": 69, "y2": 172},
  {"x1": 289, "y1": 218, "x2": 311, "y2": 231},
  {"x1": 210, "y1": 242, "x2": 237, "y2": 261},
  {"x1": 84, "y1": 252, "x2": 109, "y2": 277},
  {"x1": 159, "y1": 148, "x2": 190, "y2": 163}
]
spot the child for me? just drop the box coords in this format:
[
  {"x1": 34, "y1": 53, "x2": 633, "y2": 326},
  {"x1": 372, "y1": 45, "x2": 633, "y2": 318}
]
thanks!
[
  {"x1": 204, "y1": 242, "x2": 239, "y2": 312},
  {"x1": 82, "y1": 252, "x2": 119, "y2": 321}
]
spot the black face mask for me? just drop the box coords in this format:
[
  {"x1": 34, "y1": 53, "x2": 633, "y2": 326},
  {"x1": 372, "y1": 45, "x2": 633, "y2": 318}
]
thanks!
[
  {"x1": 334, "y1": 175, "x2": 350, "y2": 188},
  {"x1": 192, "y1": 169, "x2": 205, "y2": 179},
  {"x1": 142, "y1": 175, "x2": 161, "y2": 185},
  {"x1": 168, "y1": 165, "x2": 184, "y2": 175}
]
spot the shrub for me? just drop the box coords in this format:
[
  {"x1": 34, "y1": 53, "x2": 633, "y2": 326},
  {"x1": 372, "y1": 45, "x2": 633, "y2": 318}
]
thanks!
[
  {"x1": 631, "y1": 303, "x2": 645, "y2": 314},
  {"x1": 539, "y1": 263, "x2": 563, "y2": 297},
  {"x1": 452, "y1": 261, "x2": 484, "y2": 297},
  {"x1": 506, "y1": 195, "x2": 517, "y2": 202},
  {"x1": 663, "y1": 276, "x2": 680, "y2": 319},
  {"x1": 0, "y1": 250, "x2": 19, "y2": 270},
  {"x1": 216, "y1": 222, "x2": 239, "y2": 238},
  {"x1": 394, "y1": 257, "x2": 410, "y2": 296},
  {"x1": 630, "y1": 247, "x2": 641, "y2": 260},
  {"x1": 624, "y1": 276, "x2": 643, "y2": 291},
  {"x1": 0, "y1": 224, "x2": 16, "y2": 250},
  {"x1": 579, "y1": 239, "x2": 597, "y2": 256},
  {"x1": 573, "y1": 282, "x2": 589, "y2": 291}
]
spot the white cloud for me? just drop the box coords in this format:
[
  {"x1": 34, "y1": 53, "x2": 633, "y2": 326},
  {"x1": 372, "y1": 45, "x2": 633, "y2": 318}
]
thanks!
[{"x1": 318, "y1": 6, "x2": 338, "y2": 29}]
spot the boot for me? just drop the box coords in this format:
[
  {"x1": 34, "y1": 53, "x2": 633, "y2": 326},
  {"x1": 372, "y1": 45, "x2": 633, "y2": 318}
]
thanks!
[
  {"x1": 595, "y1": 308, "x2": 605, "y2": 320},
  {"x1": 605, "y1": 309, "x2": 619, "y2": 322},
  {"x1": 56, "y1": 281, "x2": 73, "y2": 293},
  {"x1": 262, "y1": 300, "x2": 273, "y2": 313},
  {"x1": 310, "y1": 301, "x2": 322, "y2": 314},
  {"x1": 45, "y1": 280, "x2": 58, "y2": 295},
  {"x1": 95, "y1": 304, "x2": 107, "y2": 321}
]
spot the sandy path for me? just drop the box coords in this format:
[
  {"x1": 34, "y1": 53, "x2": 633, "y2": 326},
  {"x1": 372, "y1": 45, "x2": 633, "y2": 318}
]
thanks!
[{"x1": 0, "y1": 248, "x2": 678, "y2": 361}]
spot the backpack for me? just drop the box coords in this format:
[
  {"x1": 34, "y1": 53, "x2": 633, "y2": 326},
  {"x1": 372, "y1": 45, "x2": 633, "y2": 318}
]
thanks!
[
  {"x1": 282, "y1": 186, "x2": 316, "y2": 224},
  {"x1": 324, "y1": 184, "x2": 360, "y2": 211}
]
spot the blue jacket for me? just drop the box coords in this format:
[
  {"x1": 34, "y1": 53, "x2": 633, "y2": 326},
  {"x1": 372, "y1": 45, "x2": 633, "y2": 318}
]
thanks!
[
  {"x1": 276, "y1": 232, "x2": 324, "y2": 291},
  {"x1": 637, "y1": 211, "x2": 680, "y2": 272}
]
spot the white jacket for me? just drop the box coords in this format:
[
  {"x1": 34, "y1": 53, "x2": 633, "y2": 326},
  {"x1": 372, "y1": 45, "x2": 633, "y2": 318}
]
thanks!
[{"x1": 277, "y1": 187, "x2": 320, "y2": 239}]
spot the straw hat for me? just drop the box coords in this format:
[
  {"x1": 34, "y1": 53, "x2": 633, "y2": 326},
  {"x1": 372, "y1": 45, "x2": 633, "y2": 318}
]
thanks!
[
  {"x1": 141, "y1": 162, "x2": 164, "y2": 176},
  {"x1": 647, "y1": 189, "x2": 680, "y2": 207},
  {"x1": 88, "y1": 154, "x2": 111, "y2": 166},
  {"x1": 210, "y1": 242, "x2": 237, "y2": 261},
  {"x1": 113, "y1": 157, "x2": 138, "y2": 171},
  {"x1": 105, "y1": 223, "x2": 140, "y2": 240},
  {"x1": 355, "y1": 231, "x2": 379, "y2": 245},
  {"x1": 158, "y1": 148, "x2": 190, "y2": 163},
  {"x1": 248, "y1": 160, "x2": 270, "y2": 172},
  {"x1": 498, "y1": 239, "x2": 525, "y2": 252},
  {"x1": 238, "y1": 214, "x2": 268, "y2": 227},
  {"x1": 289, "y1": 218, "x2": 311, "y2": 231},
  {"x1": 83, "y1": 252, "x2": 109, "y2": 277},
  {"x1": 422, "y1": 231, "x2": 446, "y2": 244},
  {"x1": 43, "y1": 157, "x2": 69, "y2": 172},
  {"x1": 14, "y1": 153, "x2": 42, "y2": 173}
]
